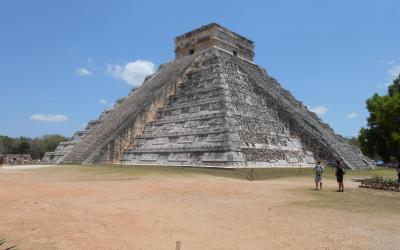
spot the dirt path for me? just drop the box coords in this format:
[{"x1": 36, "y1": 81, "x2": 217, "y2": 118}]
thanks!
[
  {"x1": 0, "y1": 164, "x2": 56, "y2": 170},
  {"x1": 0, "y1": 167, "x2": 399, "y2": 249}
]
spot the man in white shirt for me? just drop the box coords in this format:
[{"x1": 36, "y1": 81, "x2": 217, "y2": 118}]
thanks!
[{"x1": 313, "y1": 161, "x2": 324, "y2": 191}]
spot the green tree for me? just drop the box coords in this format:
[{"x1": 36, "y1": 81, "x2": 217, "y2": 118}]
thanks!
[
  {"x1": 39, "y1": 134, "x2": 68, "y2": 152},
  {"x1": 347, "y1": 137, "x2": 360, "y2": 148},
  {"x1": 16, "y1": 137, "x2": 30, "y2": 154},
  {"x1": 358, "y1": 74, "x2": 400, "y2": 161},
  {"x1": 0, "y1": 134, "x2": 68, "y2": 159},
  {"x1": 0, "y1": 135, "x2": 13, "y2": 153}
]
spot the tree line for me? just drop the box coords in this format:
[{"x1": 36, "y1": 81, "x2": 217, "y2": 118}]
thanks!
[
  {"x1": 0, "y1": 134, "x2": 69, "y2": 159},
  {"x1": 358, "y1": 74, "x2": 400, "y2": 162}
]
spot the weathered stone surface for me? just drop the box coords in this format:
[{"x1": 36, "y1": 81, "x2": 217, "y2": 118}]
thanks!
[
  {"x1": 123, "y1": 48, "x2": 313, "y2": 167},
  {"x1": 42, "y1": 56, "x2": 194, "y2": 165},
  {"x1": 43, "y1": 23, "x2": 373, "y2": 169},
  {"x1": 175, "y1": 23, "x2": 254, "y2": 62}
]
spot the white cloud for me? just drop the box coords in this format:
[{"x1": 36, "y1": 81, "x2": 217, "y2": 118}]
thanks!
[
  {"x1": 345, "y1": 112, "x2": 358, "y2": 119},
  {"x1": 379, "y1": 59, "x2": 400, "y2": 80},
  {"x1": 106, "y1": 64, "x2": 123, "y2": 79},
  {"x1": 76, "y1": 67, "x2": 92, "y2": 76},
  {"x1": 106, "y1": 60, "x2": 155, "y2": 87},
  {"x1": 30, "y1": 114, "x2": 69, "y2": 122},
  {"x1": 378, "y1": 59, "x2": 396, "y2": 65},
  {"x1": 378, "y1": 82, "x2": 392, "y2": 89},
  {"x1": 387, "y1": 60, "x2": 396, "y2": 65},
  {"x1": 377, "y1": 60, "x2": 400, "y2": 87},
  {"x1": 309, "y1": 106, "x2": 328, "y2": 116},
  {"x1": 388, "y1": 64, "x2": 400, "y2": 78},
  {"x1": 98, "y1": 98, "x2": 112, "y2": 107}
]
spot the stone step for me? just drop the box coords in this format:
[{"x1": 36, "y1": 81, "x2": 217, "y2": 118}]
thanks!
[
  {"x1": 158, "y1": 97, "x2": 226, "y2": 112},
  {"x1": 188, "y1": 66, "x2": 222, "y2": 78},
  {"x1": 126, "y1": 145, "x2": 241, "y2": 153},
  {"x1": 149, "y1": 111, "x2": 229, "y2": 125},
  {"x1": 170, "y1": 85, "x2": 226, "y2": 99},
  {"x1": 166, "y1": 93, "x2": 227, "y2": 109},
  {"x1": 182, "y1": 72, "x2": 223, "y2": 85},
  {"x1": 175, "y1": 77, "x2": 223, "y2": 92},
  {"x1": 135, "y1": 128, "x2": 237, "y2": 139},
  {"x1": 168, "y1": 90, "x2": 226, "y2": 106},
  {"x1": 167, "y1": 85, "x2": 226, "y2": 105}
]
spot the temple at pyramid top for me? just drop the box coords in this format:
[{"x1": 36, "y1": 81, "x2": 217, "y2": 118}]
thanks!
[{"x1": 175, "y1": 23, "x2": 255, "y2": 61}]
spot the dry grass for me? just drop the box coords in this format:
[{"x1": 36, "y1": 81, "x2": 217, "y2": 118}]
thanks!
[
  {"x1": 0, "y1": 165, "x2": 399, "y2": 249},
  {"x1": 49, "y1": 164, "x2": 399, "y2": 181}
]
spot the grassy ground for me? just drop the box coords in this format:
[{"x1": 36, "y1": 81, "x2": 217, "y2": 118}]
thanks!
[
  {"x1": 57, "y1": 165, "x2": 400, "y2": 215},
  {"x1": 53, "y1": 164, "x2": 399, "y2": 181},
  {"x1": 293, "y1": 182, "x2": 400, "y2": 214}
]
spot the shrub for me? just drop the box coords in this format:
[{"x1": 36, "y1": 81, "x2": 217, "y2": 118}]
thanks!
[{"x1": 362, "y1": 175, "x2": 398, "y2": 188}]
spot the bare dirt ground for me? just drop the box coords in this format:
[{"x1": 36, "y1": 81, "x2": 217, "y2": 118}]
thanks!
[{"x1": 0, "y1": 165, "x2": 399, "y2": 250}]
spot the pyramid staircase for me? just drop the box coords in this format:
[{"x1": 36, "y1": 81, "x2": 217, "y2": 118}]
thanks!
[
  {"x1": 43, "y1": 23, "x2": 373, "y2": 169},
  {"x1": 123, "y1": 49, "x2": 315, "y2": 167}
]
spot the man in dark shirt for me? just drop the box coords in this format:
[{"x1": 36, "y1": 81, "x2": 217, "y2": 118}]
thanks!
[{"x1": 335, "y1": 160, "x2": 345, "y2": 192}]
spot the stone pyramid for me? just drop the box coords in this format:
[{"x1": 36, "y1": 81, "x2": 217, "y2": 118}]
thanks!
[{"x1": 43, "y1": 23, "x2": 373, "y2": 169}]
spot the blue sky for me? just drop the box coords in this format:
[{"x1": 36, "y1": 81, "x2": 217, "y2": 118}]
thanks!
[{"x1": 1, "y1": 0, "x2": 399, "y2": 138}]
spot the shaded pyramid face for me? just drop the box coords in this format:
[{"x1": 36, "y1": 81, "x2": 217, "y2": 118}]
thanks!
[
  {"x1": 43, "y1": 23, "x2": 373, "y2": 169},
  {"x1": 123, "y1": 48, "x2": 371, "y2": 168},
  {"x1": 123, "y1": 49, "x2": 315, "y2": 167}
]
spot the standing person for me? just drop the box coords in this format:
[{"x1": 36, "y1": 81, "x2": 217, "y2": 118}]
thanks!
[
  {"x1": 335, "y1": 160, "x2": 345, "y2": 192},
  {"x1": 396, "y1": 162, "x2": 400, "y2": 187},
  {"x1": 313, "y1": 160, "x2": 324, "y2": 190}
]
